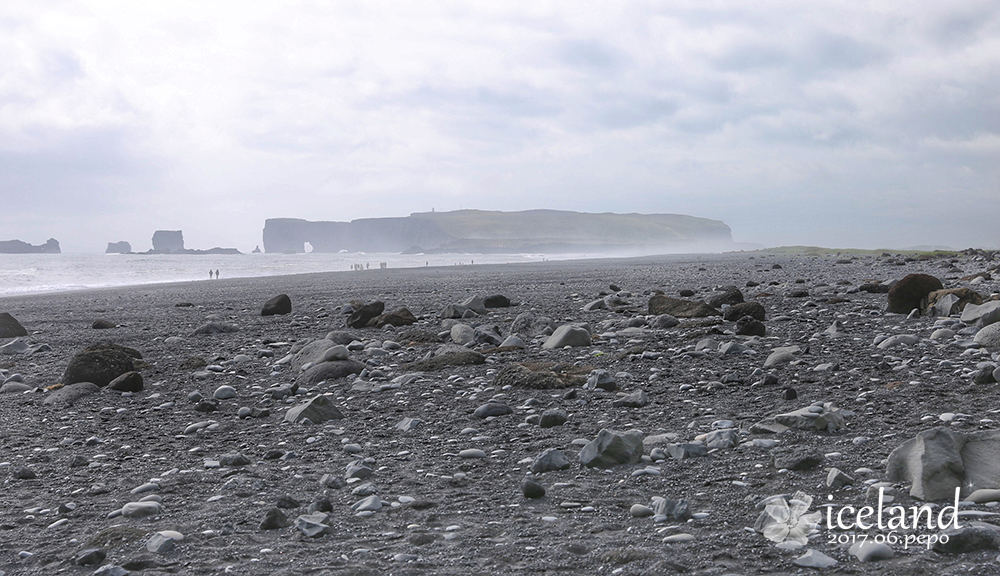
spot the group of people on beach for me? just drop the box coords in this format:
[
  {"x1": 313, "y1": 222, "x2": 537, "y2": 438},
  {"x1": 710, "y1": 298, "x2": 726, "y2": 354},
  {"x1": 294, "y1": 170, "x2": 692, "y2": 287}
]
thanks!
[
  {"x1": 208, "y1": 269, "x2": 219, "y2": 279},
  {"x1": 350, "y1": 262, "x2": 388, "y2": 271}
]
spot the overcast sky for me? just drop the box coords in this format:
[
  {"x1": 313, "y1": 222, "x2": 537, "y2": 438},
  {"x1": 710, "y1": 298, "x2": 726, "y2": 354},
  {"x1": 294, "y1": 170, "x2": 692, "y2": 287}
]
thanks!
[{"x1": 2, "y1": 1, "x2": 999, "y2": 253}]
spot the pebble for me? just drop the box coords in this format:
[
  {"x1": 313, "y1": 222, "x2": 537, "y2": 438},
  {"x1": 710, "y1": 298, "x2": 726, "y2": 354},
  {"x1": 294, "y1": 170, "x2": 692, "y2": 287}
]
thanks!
[
  {"x1": 121, "y1": 501, "x2": 161, "y2": 518},
  {"x1": 459, "y1": 449, "x2": 487, "y2": 458},
  {"x1": 213, "y1": 385, "x2": 237, "y2": 399}
]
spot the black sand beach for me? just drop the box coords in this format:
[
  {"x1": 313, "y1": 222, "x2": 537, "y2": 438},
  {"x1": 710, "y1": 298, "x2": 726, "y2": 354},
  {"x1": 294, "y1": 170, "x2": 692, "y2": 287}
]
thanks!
[{"x1": 2, "y1": 251, "x2": 1000, "y2": 575}]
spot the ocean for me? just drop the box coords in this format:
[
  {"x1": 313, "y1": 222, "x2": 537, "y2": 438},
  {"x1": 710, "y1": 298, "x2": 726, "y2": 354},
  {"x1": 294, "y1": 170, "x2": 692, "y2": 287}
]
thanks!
[{"x1": 0, "y1": 252, "x2": 585, "y2": 297}]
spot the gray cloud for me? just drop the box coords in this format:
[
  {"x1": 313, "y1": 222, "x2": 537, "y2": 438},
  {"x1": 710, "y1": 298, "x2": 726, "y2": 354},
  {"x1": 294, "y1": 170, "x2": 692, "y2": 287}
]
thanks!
[{"x1": 0, "y1": 1, "x2": 998, "y2": 252}]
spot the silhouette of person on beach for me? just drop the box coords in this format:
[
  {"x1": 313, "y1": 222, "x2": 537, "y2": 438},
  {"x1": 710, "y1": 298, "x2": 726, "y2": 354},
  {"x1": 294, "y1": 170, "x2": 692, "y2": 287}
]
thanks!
[
  {"x1": 215, "y1": 269, "x2": 219, "y2": 279},
  {"x1": 209, "y1": 270, "x2": 213, "y2": 279}
]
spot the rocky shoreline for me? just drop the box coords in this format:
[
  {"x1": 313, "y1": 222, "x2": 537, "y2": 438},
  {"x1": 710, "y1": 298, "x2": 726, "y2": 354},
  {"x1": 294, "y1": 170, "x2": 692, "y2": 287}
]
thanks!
[{"x1": 2, "y1": 251, "x2": 1000, "y2": 575}]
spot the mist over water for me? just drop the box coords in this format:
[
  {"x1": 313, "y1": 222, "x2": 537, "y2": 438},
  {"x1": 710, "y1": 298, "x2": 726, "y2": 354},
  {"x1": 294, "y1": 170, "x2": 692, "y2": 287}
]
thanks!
[{"x1": 0, "y1": 252, "x2": 592, "y2": 296}]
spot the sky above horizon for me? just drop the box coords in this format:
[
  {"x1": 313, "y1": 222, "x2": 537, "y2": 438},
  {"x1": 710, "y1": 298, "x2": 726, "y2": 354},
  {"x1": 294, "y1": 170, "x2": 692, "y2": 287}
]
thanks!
[{"x1": 2, "y1": 1, "x2": 999, "y2": 253}]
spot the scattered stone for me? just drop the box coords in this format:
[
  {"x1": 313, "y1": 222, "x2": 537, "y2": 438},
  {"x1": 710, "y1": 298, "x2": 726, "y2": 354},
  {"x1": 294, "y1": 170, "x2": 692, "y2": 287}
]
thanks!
[
  {"x1": 772, "y1": 446, "x2": 823, "y2": 470},
  {"x1": 260, "y1": 508, "x2": 289, "y2": 530},
  {"x1": 285, "y1": 395, "x2": 345, "y2": 424},
  {"x1": 484, "y1": 294, "x2": 511, "y2": 308},
  {"x1": 0, "y1": 312, "x2": 28, "y2": 337},
  {"x1": 849, "y1": 540, "x2": 894, "y2": 562},
  {"x1": 396, "y1": 417, "x2": 423, "y2": 431},
  {"x1": 542, "y1": 325, "x2": 591, "y2": 349},
  {"x1": 121, "y1": 501, "x2": 161, "y2": 518},
  {"x1": 724, "y1": 301, "x2": 765, "y2": 322},
  {"x1": 474, "y1": 403, "x2": 513, "y2": 418},
  {"x1": 347, "y1": 301, "x2": 385, "y2": 328},
  {"x1": 613, "y1": 389, "x2": 648, "y2": 408},
  {"x1": 933, "y1": 526, "x2": 999, "y2": 554},
  {"x1": 261, "y1": 294, "x2": 292, "y2": 316},
  {"x1": 793, "y1": 549, "x2": 838, "y2": 569},
  {"x1": 61, "y1": 344, "x2": 137, "y2": 387},
  {"x1": 530, "y1": 448, "x2": 571, "y2": 474},
  {"x1": 651, "y1": 314, "x2": 679, "y2": 329},
  {"x1": 886, "y1": 427, "x2": 1000, "y2": 501},
  {"x1": 146, "y1": 530, "x2": 183, "y2": 554},
  {"x1": 189, "y1": 322, "x2": 239, "y2": 335},
  {"x1": 580, "y1": 429, "x2": 644, "y2": 468},
  {"x1": 521, "y1": 477, "x2": 545, "y2": 499},
  {"x1": 539, "y1": 409, "x2": 568, "y2": 428},
  {"x1": 827, "y1": 467, "x2": 855, "y2": 488},
  {"x1": 213, "y1": 385, "x2": 237, "y2": 399},
  {"x1": 736, "y1": 316, "x2": 766, "y2": 336},
  {"x1": 648, "y1": 295, "x2": 720, "y2": 318},
  {"x1": 296, "y1": 512, "x2": 333, "y2": 537},
  {"x1": 92, "y1": 319, "x2": 116, "y2": 329},
  {"x1": 44, "y1": 382, "x2": 100, "y2": 407},
  {"x1": 586, "y1": 369, "x2": 616, "y2": 391}
]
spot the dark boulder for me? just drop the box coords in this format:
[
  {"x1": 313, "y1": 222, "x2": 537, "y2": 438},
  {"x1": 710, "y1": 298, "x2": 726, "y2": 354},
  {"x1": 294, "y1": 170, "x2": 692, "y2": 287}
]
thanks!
[
  {"x1": 484, "y1": 295, "x2": 511, "y2": 308},
  {"x1": 61, "y1": 344, "x2": 139, "y2": 387},
  {"x1": 724, "y1": 302, "x2": 766, "y2": 322},
  {"x1": 107, "y1": 371, "x2": 144, "y2": 392},
  {"x1": 888, "y1": 274, "x2": 943, "y2": 314},
  {"x1": 369, "y1": 308, "x2": 417, "y2": 328},
  {"x1": 736, "y1": 316, "x2": 766, "y2": 336},
  {"x1": 294, "y1": 360, "x2": 366, "y2": 387},
  {"x1": 648, "y1": 295, "x2": 719, "y2": 318},
  {"x1": 261, "y1": 294, "x2": 292, "y2": 316},
  {"x1": 0, "y1": 313, "x2": 28, "y2": 337},
  {"x1": 707, "y1": 286, "x2": 744, "y2": 308},
  {"x1": 92, "y1": 319, "x2": 116, "y2": 329},
  {"x1": 347, "y1": 301, "x2": 385, "y2": 329}
]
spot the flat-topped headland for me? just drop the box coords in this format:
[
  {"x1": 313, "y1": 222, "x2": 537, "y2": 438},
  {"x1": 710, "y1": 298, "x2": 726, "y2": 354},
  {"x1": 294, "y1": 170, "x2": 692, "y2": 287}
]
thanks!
[{"x1": 1, "y1": 250, "x2": 1000, "y2": 574}]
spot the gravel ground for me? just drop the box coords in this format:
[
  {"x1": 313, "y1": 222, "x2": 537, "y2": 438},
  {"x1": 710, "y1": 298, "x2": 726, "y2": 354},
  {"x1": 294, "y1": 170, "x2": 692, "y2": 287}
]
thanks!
[{"x1": 1, "y1": 250, "x2": 1000, "y2": 576}]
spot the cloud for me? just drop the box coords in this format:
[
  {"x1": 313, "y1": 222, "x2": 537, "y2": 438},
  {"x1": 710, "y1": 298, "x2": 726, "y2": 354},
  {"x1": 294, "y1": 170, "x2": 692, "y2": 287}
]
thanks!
[{"x1": 0, "y1": 1, "x2": 998, "y2": 251}]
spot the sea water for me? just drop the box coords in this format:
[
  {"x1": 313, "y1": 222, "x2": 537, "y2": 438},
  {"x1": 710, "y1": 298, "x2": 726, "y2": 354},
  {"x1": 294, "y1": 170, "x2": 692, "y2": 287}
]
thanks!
[{"x1": 0, "y1": 252, "x2": 583, "y2": 296}]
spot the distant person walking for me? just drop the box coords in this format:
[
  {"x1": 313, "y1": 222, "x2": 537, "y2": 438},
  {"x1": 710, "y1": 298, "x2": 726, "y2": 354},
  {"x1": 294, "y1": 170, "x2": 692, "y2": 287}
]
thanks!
[
  {"x1": 215, "y1": 269, "x2": 220, "y2": 279},
  {"x1": 209, "y1": 270, "x2": 213, "y2": 279}
]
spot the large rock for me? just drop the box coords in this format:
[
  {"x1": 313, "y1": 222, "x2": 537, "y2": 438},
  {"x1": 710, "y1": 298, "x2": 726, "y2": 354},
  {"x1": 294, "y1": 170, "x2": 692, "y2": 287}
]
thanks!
[
  {"x1": 975, "y1": 323, "x2": 1000, "y2": 349},
  {"x1": 369, "y1": 308, "x2": 417, "y2": 328},
  {"x1": 261, "y1": 294, "x2": 292, "y2": 316},
  {"x1": 294, "y1": 360, "x2": 366, "y2": 386},
  {"x1": 107, "y1": 371, "x2": 143, "y2": 392},
  {"x1": 886, "y1": 427, "x2": 1000, "y2": 501},
  {"x1": 189, "y1": 322, "x2": 239, "y2": 335},
  {"x1": 887, "y1": 274, "x2": 943, "y2": 314},
  {"x1": 61, "y1": 345, "x2": 137, "y2": 387},
  {"x1": 706, "y1": 286, "x2": 744, "y2": 308},
  {"x1": 542, "y1": 325, "x2": 591, "y2": 349},
  {"x1": 579, "y1": 429, "x2": 644, "y2": 468},
  {"x1": 923, "y1": 288, "x2": 982, "y2": 317},
  {"x1": 510, "y1": 313, "x2": 556, "y2": 337},
  {"x1": 0, "y1": 313, "x2": 28, "y2": 338},
  {"x1": 493, "y1": 362, "x2": 590, "y2": 389},
  {"x1": 402, "y1": 348, "x2": 485, "y2": 371},
  {"x1": 347, "y1": 301, "x2": 384, "y2": 329},
  {"x1": 151, "y1": 230, "x2": 184, "y2": 253},
  {"x1": 962, "y1": 301, "x2": 1000, "y2": 328},
  {"x1": 530, "y1": 448, "x2": 571, "y2": 473},
  {"x1": 648, "y1": 295, "x2": 719, "y2": 318},
  {"x1": 105, "y1": 241, "x2": 131, "y2": 254},
  {"x1": 291, "y1": 339, "x2": 339, "y2": 371},
  {"x1": 285, "y1": 395, "x2": 345, "y2": 424},
  {"x1": 44, "y1": 382, "x2": 100, "y2": 406},
  {"x1": 723, "y1": 301, "x2": 765, "y2": 322}
]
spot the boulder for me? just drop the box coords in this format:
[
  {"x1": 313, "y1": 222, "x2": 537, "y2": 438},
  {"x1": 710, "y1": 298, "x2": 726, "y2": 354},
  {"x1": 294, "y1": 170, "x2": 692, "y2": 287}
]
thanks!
[
  {"x1": 347, "y1": 301, "x2": 384, "y2": 328},
  {"x1": 292, "y1": 339, "x2": 339, "y2": 371},
  {"x1": 107, "y1": 371, "x2": 143, "y2": 392},
  {"x1": 285, "y1": 395, "x2": 345, "y2": 424},
  {"x1": 542, "y1": 325, "x2": 591, "y2": 349},
  {"x1": 44, "y1": 382, "x2": 101, "y2": 407},
  {"x1": 493, "y1": 362, "x2": 589, "y2": 389},
  {"x1": 450, "y1": 324, "x2": 475, "y2": 346},
  {"x1": 483, "y1": 294, "x2": 511, "y2": 308},
  {"x1": 0, "y1": 313, "x2": 28, "y2": 338},
  {"x1": 707, "y1": 286, "x2": 744, "y2": 308},
  {"x1": 885, "y1": 427, "x2": 1000, "y2": 501},
  {"x1": 648, "y1": 295, "x2": 719, "y2": 318},
  {"x1": 294, "y1": 360, "x2": 366, "y2": 387},
  {"x1": 61, "y1": 345, "x2": 137, "y2": 387},
  {"x1": 579, "y1": 429, "x2": 644, "y2": 468},
  {"x1": 736, "y1": 316, "x2": 766, "y2": 336},
  {"x1": 261, "y1": 294, "x2": 292, "y2": 316},
  {"x1": 962, "y1": 301, "x2": 1000, "y2": 328},
  {"x1": 651, "y1": 314, "x2": 679, "y2": 329},
  {"x1": 369, "y1": 308, "x2": 417, "y2": 328},
  {"x1": 402, "y1": 348, "x2": 485, "y2": 371},
  {"x1": 510, "y1": 313, "x2": 556, "y2": 337},
  {"x1": 975, "y1": 323, "x2": 1000, "y2": 349},
  {"x1": 530, "y1": 448, "x2": 571, "y2": 473},
  {"x1": 723, "y1": 301, "x2": 765, "y2": 322},
  {"x1": 923, "y1": 288, "x2": 982, "y2": 317},
  {"x1": 887, "y1": 274, "x2": 943, "y2": 314}
]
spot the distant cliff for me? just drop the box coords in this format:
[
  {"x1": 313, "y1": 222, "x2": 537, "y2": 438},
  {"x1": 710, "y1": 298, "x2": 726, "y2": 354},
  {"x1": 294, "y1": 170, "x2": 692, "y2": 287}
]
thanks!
[
  {"x1": 263, "y1": 210, "x2": 732, "y2": 254},
  {"x1": 146, "y1": 230, "x2": 241, "y2": 255},
  {"x1": 106, "y1": 241, "x2": 132, "y2": 254},
  {"x1": 0, "y1": 238, "x2": 60, "y2": 254}
]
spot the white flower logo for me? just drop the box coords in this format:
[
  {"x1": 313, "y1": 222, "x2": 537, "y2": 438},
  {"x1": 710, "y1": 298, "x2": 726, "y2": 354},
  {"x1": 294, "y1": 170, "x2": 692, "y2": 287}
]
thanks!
[{"x1": 758, "y1": 491, "x2": 822, "y2": 549}]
